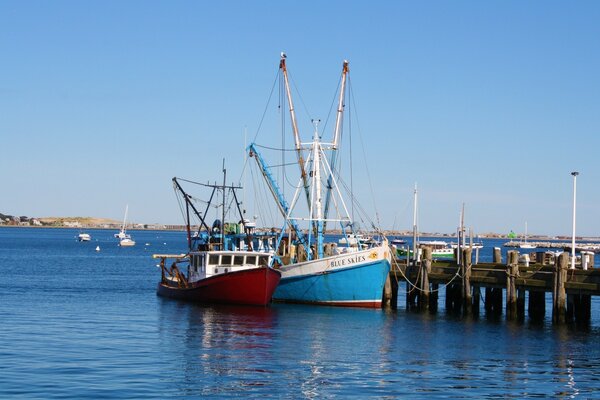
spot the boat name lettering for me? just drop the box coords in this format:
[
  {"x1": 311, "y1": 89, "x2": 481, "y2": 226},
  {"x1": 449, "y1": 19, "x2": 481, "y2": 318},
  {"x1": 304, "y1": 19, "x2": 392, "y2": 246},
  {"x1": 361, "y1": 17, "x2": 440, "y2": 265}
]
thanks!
[{"x1": 330, "y1": 254, "x2": 366, "y2": 268}]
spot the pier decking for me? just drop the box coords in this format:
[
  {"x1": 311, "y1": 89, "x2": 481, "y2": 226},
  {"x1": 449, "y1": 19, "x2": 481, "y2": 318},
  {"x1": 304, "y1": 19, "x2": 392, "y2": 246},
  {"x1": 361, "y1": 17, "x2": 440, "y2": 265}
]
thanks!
[{"x1": 385, "y1": 247, "x2": 600, "y2": 324}]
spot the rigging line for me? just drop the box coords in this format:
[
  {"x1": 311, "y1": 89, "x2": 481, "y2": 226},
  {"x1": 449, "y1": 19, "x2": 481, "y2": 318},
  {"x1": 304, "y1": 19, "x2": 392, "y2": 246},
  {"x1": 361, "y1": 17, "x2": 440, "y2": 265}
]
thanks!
[
  {"x1": 251, "y1": 143, "x2": 297, "y2": 152},
  {"x1": 289, "y1": 72, "x2": 313, "y2": 124},
  {"x1": 269, "y1": 161, "x2": 301, "y2": 169},
  {"x1": 348, "y1": 77, "x2": 381, "y2": 228},
  {"x1": 321, "y1": 72, "x2": 343, "y2": 135},
  {"x1": 174, "y1": 186, "x2": 187, "y2": 225},
  {"x1": 336, "y1": 176, "x2": 377, "y2": 230},
  {"x1": 348, "y1": 86, "x2": 354, "y2": 224},
  {"x1": 252, "y1": 68, "x2": 281, "y2": 143}
]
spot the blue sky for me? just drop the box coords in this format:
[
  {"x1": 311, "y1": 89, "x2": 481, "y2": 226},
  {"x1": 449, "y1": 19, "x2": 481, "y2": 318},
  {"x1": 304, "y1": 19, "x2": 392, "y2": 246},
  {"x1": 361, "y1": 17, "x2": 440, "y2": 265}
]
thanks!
[{"x1": 1, "y1": 1, "x2": 599, "y2": 236}]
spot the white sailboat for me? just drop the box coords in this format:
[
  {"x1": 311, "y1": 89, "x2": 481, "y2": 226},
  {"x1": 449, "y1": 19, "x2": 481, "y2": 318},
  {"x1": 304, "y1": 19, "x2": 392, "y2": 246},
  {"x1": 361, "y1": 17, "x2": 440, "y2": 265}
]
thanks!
[
  {"x1": 519, "y1": 222, "x2": 536, "y2": 249},
  {"x1": 116, "y1": 205, "x2": 136, "y2": 247}
]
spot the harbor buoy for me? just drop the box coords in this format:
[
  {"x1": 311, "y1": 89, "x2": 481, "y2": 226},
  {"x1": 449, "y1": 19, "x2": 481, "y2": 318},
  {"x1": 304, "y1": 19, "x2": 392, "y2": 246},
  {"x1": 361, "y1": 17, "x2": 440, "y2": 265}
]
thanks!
[{"x1": 95, "y1": 246, "x2": 100, "y2": 252}]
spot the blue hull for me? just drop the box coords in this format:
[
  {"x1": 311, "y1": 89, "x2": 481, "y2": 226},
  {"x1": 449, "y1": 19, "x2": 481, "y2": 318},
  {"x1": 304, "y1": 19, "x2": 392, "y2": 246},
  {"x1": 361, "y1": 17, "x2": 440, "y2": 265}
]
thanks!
[{"x1": 273, "y1": 258, "x2": 391, "y2": 308}]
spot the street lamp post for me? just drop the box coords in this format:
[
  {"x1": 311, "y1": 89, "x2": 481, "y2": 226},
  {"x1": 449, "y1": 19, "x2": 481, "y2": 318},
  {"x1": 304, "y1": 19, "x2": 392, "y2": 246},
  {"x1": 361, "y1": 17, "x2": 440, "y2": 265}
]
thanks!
[{"x1": 571, "y1": 171, "x2": 579, "y2": 270}]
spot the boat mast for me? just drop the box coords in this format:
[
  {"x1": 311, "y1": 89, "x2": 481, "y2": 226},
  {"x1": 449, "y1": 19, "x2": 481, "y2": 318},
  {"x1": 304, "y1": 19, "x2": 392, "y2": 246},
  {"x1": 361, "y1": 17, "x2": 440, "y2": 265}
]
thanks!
[
  {"x1": 323, "y1": 60, "x2": 349, "y2": 233},
  {"x1": 222, "y1": 160, "x2": 226, "y2": 249},
  {"x1": 332, "y1": 60, "x2": 349, "y2": 150},
  {"x1": 172, "y1": 178, "x2": 211, "y2": 251},
  {"x1": 280, "y1": 53, "x2": 312, "y2": 217},
  {"x1": 122, "y1": 204, "x2": 128, "y2": 234},
  {"x1": 412, "y1": 184, "x2": 418, "y2": 264},
  {"x1": 311, "y1": 120, "x2": 324, "y2": 258}
]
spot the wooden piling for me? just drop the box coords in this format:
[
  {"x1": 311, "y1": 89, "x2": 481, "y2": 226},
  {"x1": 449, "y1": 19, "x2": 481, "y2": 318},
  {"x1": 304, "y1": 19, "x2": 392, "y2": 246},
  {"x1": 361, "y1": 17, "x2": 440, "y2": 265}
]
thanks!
[
  {"x1": 472, "y1": 285, "x2": 481, "y2": 318},
  {"x1": 528, "y1": 290, "x2": 546, "y2": 321},
  {"x1": 430, "y1": 283, "x2": 439, "y2": 312},
  {"x1": 419, "y1": 247, "x2": 432, "y2": 311},
  {"x1": 462, "y1": 248, "x2": 473, "y2": 316},
  {"x1": 506, "y1": 250, "x2": 519, "y2": 320},
  {"x1": 493, "y1": 247, "x2": 502, "y2": 264},
  {"x1": 382, "y1": 274, "x2": 398, "y2": 309},
  {"x1": 552, "y1": 253, "x2": 568, "y2": 324},
  {"x1": 485, "y1": 287, "x2": 493, "y2": 313},
  {"x1": 517, "y1": 289, "x2": 526, "y2": 321}
]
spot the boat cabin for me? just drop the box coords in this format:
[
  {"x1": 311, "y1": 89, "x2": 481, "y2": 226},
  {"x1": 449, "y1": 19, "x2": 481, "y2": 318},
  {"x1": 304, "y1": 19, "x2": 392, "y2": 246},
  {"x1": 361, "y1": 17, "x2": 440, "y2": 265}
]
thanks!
[{"x1": 188, "y1": 250, "x2": 272, "y2": 282}]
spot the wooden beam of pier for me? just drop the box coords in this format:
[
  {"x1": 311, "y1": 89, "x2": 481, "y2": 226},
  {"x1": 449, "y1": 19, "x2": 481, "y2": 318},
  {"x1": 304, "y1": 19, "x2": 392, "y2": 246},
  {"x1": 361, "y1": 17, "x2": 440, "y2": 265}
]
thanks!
[{"x1": 392, "y1": 261, "x2": 600, "y2": 295}]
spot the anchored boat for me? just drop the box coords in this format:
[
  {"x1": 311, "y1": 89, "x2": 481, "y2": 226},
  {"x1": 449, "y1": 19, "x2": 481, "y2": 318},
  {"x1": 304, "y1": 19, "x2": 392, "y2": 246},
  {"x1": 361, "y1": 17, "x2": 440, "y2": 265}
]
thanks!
[
  {"x1": 154, "y1": 172, "x2": 281, "y2": 306},
  {"x1": 248, "y1": 53, "x2": 391, "y2": 308},
  {"x1": 116, "y1": 205, "x2": 136, "y2": 246}
]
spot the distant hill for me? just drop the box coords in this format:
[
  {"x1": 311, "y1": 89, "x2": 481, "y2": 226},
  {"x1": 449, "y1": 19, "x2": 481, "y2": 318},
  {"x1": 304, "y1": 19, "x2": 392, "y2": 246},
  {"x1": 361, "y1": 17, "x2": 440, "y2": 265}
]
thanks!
[{"x1": 37, "y1": 217, "x2": 122, "y2": 226}]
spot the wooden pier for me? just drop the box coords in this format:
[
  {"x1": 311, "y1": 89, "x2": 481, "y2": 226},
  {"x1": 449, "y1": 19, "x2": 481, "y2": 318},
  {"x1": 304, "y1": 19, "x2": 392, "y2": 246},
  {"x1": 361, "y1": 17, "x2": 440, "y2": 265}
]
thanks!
[{"x1": 384, "y1": 248, "x2": 600, "y2": 325}]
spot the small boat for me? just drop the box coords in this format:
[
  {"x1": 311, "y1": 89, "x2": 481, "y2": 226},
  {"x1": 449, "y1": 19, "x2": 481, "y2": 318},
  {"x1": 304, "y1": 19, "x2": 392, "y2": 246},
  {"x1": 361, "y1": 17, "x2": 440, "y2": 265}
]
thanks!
[
  {"x1": 119, "y1": 235, "x2": 136, "y2": 247},
  {"x1": 154, "y1": 174, "x2": 281, "y2": 306},
  {"x1": 391, "y1": 238, "x2": 406, "y2": 246},
  {"x1": 115, "y1": 205, "x2": 135, "y2": 246},
  {"x1": 450, "y1": 241, "x2": 484, "y2": 250},
  {"x1": 395, "y1": 240, "x2": 455, "y2": 259},
  {"x1": 338, "y1": 233, "x2": 378, "y2": 249},
  {"x1": 78, "y1": 233, "x2": 91, "y2": 242},
  {"x1": 248, "y1": 54, "x2": 390, "y2": 308}
]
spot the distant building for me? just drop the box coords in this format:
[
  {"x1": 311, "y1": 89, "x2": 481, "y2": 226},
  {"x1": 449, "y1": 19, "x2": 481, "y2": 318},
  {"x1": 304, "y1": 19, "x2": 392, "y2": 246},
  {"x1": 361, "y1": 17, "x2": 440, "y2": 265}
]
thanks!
[{"x1": 63, "y1": 221, "x2": 82, "y2": 228}]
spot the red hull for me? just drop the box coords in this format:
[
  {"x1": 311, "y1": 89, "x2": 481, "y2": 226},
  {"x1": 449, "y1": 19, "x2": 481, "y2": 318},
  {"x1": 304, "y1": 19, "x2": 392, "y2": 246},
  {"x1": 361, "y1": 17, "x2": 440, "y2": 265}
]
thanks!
[{"x1": 157, "y1": 267, "x2": 281, "y2": 306}]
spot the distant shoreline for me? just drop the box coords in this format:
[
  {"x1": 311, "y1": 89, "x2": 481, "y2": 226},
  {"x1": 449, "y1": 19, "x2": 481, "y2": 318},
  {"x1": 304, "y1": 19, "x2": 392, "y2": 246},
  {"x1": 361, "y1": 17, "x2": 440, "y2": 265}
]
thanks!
[{"x1": 2, "y1": 225, "x2": 599, "y2": 241}]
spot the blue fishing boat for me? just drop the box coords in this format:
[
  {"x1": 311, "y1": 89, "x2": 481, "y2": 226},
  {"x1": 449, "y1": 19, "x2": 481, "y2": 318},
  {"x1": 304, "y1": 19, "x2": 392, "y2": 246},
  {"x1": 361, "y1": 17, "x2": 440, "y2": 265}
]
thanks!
[{"x1": 248, "y1": 53, "x2": 391, "y2": 308}]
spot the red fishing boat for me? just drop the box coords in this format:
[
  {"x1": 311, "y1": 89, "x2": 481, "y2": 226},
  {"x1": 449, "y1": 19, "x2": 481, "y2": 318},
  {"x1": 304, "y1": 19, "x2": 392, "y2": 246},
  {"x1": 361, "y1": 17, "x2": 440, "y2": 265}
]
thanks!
[
  {"x1": 153, "y1": 171, "x2": 281, "y2": 306},
  {"x1": 154, "y1": 251, "x2": 280, "y2": 306}
]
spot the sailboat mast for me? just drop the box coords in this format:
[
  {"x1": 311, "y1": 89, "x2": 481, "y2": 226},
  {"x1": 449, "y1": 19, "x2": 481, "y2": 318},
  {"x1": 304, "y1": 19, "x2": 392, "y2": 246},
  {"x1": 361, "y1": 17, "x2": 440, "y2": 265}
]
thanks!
[
  {"x1": 122, "y1": 204, "x2": 128, "y2": 233},
  {"x1": 412, "y1": 184, "x2": 418, "y2": 264}
]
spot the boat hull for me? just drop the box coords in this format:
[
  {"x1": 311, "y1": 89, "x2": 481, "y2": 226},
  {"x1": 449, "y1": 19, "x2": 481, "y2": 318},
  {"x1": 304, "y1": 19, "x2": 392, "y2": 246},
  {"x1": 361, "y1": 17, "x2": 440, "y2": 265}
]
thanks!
[
  {"x1": 157, "y1": 266, "x2": 281, "y2": 306},
  {"x1": 273, "y1": 245, "x2": 391, "y2": 308}
]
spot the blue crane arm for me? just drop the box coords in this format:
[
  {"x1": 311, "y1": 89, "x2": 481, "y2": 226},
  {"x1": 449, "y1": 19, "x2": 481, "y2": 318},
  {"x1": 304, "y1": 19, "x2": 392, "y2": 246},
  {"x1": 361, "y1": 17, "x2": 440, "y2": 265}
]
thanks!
[{"x1": 247, "y1": 143, "x2": 311, "y2": 258}]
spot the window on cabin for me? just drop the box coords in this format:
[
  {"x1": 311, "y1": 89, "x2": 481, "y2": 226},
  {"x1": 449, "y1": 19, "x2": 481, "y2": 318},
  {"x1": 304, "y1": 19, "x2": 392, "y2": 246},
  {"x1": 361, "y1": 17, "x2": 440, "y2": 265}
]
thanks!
[
  {"x1": 246, "y1": 255, "x2": 257, "y2": 265},
  {"x1": 221, "y1": 255, "x2": 232, "y2": 265},
  {"x1": 209, "y1": 254, "x2": 219, "y2": 265},
  {"x1": 234, "y1": 255, "x2": 244, "y2": 265},
  {"x1": 258, "y1": 256, "x2": 269, "y2": 266}
]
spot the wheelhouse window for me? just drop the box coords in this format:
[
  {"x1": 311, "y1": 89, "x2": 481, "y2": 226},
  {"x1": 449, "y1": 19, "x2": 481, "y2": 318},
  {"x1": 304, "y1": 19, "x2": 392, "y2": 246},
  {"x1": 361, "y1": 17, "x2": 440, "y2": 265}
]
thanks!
[
  {"x1": 221, "y1": 255, "x2": 232, "y2": 265},
  {"x1": 258, "y1": 256, "x2": 269, "y2": 266},
  {"x1": 234, "y1": 255, "x2": 244, "y2": 265},
  {"x1": 246, "y1": 256, "x2": 257, "y2": 265},
  {"x1": 209, "y1": 254, "x2": 219, "y2": 265}
]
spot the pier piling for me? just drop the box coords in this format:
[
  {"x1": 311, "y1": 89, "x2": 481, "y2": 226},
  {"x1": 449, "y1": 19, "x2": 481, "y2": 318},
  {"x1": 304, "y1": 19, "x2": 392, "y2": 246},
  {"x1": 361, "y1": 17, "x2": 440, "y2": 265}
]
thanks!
[
  {"x1": 506, "y1": 250, "x2": 519, "y2": 320},
  {"x1": 462, "y1": 248, "x2": 473, "y2": 316},
  {"x1": 552, "y1": 253, "x2": 568, "y2": 324},
  {"x1": 419, "y1": 247, "x2": 432, "y2": 311}
]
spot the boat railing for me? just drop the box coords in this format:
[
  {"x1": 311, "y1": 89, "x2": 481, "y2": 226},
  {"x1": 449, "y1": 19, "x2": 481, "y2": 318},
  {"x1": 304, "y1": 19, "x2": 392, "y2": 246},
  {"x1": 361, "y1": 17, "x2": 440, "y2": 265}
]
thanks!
[{"x1": 153, "y1": 254, "x2": 188, "y2": 288}]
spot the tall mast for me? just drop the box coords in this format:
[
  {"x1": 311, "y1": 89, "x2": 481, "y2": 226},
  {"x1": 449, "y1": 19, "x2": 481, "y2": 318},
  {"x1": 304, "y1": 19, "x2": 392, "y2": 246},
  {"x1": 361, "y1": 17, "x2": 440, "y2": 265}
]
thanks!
[
  {"x1": 222, "y1": 159, "x2": 226, "y2": 249},
  {"x1": 122, "y1": 204, "x2": 128, "y2": 233},
  {"x1": 311, "y1": 120, "x2": 324, "y2": 258},
  {"x1": 412, "y1": 184, "x2": 418, "y2": 264},
  {"x1": 332, "y1": 60, "x2": 349, "y2": 149},
  {"x1": 323, "y1": 60, "x2": 349, "y2": 232},
  {"x1": 280, "y1": 52, "x2": 311, "y2": 210}
]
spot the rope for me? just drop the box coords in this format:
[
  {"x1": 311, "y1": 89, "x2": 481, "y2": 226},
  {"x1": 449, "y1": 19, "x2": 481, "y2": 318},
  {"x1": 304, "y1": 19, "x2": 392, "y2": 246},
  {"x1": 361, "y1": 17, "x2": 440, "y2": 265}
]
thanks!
[{"x1": 386, "y1": 240, "x2": 468, "y2": 295}]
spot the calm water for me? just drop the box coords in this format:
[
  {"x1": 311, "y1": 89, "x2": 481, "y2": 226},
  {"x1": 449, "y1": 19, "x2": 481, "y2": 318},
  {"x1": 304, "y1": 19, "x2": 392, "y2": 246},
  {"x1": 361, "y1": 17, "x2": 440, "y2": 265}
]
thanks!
[{"x1": 1, "y1": 228, "x2": 600, "y2": 398}]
